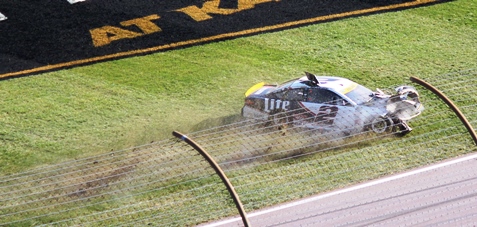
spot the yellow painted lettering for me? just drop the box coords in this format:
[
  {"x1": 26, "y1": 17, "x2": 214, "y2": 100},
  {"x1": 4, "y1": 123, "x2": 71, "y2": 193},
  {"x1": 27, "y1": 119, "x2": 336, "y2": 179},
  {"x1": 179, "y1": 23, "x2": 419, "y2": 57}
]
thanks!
[
  {"x1": 120, "y1": 14, "x2": 162, "y2": 34},
  {"x1": 236, "y1": 0, "x2": 278, "y2": 11},
  {"x1": 177, "y1": 0, "x2": 278, "y2": 21},
  {"x1": 90, "y1": 26, "x2": 142, "y2": 47},
  {"x1": 176, "y1": 6, "x2": 214, "y2": 21}
]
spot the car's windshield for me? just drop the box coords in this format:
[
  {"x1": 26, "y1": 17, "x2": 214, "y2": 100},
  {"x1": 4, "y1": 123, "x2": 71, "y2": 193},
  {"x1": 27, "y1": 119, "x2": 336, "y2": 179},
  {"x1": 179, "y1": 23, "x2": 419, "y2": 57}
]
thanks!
[{"x1": 345, "y1": 85, "x2": 373, "y2": 105}]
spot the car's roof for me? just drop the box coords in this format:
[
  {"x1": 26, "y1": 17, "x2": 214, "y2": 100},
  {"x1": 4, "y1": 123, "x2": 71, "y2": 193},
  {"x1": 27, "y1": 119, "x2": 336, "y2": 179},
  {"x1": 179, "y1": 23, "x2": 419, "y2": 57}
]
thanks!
[{"x1": 295, "y1": 76, "x2": 359, "y2": 95}]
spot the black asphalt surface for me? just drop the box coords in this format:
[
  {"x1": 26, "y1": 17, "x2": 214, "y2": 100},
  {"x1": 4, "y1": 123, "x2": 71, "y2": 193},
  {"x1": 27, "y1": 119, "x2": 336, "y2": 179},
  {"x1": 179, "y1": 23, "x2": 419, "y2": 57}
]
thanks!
[{"x1": 203, "y1": 153, "x2": 477, "y2": 226}]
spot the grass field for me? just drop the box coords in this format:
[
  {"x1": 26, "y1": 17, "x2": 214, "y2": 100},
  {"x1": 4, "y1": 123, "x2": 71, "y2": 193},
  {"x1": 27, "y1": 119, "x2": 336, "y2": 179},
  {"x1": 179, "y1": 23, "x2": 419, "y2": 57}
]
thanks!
[
  {"x1": 0, "y1": 0, "x2": 476, "y2": 175},
  {"x1": 0, "y1": 1, "x2": 476, "y2": 225}
]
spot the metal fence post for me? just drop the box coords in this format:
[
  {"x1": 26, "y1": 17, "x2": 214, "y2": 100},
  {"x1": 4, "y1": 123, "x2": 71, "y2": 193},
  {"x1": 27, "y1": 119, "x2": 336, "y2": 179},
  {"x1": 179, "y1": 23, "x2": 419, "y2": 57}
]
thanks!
[
  {"x1": 410, "y1": 76, "x2": 477, "y2": 145},
  {"x1": 172, "y1": 131, "x2": 251, "y2": 227}
]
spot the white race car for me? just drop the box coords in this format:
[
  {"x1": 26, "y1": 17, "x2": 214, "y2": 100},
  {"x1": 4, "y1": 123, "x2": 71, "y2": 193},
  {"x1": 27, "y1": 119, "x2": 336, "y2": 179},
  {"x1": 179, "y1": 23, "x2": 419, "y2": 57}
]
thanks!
[{"x1": 242, "y1": 72, "x2": 424, "y2": 135}]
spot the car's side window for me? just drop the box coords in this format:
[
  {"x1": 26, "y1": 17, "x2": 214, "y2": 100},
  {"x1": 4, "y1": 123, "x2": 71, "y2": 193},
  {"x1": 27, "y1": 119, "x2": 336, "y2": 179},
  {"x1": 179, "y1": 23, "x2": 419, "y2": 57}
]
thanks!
[
  {"x1": 284, "y1": 88, "x2": 305, "y2": 101},
  {"x1": 307, "y1": 89, "x2": 349, "y2": 106},
  {"x1": 270, "y1": 89, "x2": 286, "y2": 99}
]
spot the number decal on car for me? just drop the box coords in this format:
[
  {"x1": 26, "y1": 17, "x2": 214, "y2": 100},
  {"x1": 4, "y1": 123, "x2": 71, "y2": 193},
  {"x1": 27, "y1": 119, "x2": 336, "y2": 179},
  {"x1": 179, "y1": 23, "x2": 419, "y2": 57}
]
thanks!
[{"x1": 314, "y1": 106, "x2": 339, "y2": 125}]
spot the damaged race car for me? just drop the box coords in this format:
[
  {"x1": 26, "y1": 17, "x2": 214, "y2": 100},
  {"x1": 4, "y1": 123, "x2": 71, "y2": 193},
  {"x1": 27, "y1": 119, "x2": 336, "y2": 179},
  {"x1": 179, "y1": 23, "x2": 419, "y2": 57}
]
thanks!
[{"x1": 241, "y1": 72, "x2": 424, "y2": 135}]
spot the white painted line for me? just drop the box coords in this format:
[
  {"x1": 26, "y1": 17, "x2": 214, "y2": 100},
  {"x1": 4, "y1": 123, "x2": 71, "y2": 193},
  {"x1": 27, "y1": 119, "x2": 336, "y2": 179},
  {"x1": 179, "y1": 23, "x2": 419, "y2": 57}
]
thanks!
[{"x1": 204, "y1": 152, "x2": 477, "y2": 226}]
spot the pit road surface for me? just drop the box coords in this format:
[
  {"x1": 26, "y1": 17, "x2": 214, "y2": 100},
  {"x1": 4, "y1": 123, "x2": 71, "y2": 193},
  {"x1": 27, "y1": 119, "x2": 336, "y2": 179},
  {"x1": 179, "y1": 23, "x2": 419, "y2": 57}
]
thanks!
[{"x1": 202, "y1": 152, "x2": 477, "y2": 226}]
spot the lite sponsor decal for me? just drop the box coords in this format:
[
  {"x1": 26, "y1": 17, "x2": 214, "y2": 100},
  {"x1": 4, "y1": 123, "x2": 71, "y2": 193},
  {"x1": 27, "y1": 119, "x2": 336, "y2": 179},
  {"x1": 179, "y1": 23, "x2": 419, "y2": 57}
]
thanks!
[
  {"x1": 264, "y1": 98, "x2": 290, "y2": 112},
  {"x1": 0, "y1": 0, "x2": 446, "y2": 79}
]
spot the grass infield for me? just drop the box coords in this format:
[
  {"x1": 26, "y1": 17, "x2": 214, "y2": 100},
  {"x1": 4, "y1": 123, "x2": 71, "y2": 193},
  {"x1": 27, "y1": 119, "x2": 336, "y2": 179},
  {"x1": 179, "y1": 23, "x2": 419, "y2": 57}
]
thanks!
[{"x1": 0, "y1": 0, "x2": 476, "y2": 173}]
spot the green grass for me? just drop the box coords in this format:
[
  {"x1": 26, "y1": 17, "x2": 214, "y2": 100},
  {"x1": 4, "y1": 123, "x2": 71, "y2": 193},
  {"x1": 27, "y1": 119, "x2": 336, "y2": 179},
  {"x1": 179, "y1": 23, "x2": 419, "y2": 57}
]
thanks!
[{"x1": 1, "y1": 0, "x2": 476, "y2": 174}]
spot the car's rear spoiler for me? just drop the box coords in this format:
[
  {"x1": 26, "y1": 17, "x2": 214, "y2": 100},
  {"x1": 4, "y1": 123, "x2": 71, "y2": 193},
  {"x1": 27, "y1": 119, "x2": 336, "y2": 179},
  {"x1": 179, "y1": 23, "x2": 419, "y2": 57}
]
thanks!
[{"x1": 245, "y1": 82, "x2": 266, "y2": 97}]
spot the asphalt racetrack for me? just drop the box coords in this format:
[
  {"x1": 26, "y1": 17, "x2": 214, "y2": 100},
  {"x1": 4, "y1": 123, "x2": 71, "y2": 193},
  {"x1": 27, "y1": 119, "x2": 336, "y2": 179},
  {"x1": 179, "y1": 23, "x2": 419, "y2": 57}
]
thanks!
[
  {"x1": 0, "y1": 0, "x2": 448, "y2": 79},
  {"x1": 203, "y1": 153, "x2": 477, "y2": 226}
]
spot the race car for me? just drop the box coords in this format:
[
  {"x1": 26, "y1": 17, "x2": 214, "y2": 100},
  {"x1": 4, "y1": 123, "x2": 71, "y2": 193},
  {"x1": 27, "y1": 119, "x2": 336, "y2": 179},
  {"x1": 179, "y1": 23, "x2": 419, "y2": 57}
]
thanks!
[{"x1": 241, "y1": 72, "x2": 424, "y2": 135}]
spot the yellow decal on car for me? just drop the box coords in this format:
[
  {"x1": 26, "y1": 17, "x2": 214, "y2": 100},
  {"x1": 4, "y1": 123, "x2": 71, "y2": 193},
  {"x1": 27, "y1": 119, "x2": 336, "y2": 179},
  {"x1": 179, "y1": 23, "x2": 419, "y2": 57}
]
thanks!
[{"x1": 340, "y1": 82, "x2": 358, "y2": 95}]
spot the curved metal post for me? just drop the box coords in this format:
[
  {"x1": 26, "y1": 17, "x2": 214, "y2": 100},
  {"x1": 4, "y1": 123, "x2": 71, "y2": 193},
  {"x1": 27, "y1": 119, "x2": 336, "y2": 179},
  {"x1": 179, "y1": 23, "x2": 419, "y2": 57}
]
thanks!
[
  {"x1": 172, "y1": 131, "x2": 251, "y2": 227},
  {"x1": 410, "y1": 76, "x2": 477, "y2": 145}
]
